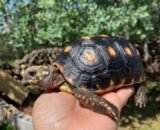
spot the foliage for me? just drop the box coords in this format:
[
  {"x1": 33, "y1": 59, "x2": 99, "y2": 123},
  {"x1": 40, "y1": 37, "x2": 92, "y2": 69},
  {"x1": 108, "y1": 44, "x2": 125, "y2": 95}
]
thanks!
[
  {"x1": 0, "y1": 0, "x2": 159, "y2": 54},
  {"x1": 0, "y1": 123, "x2": 16, "y2": 130}
]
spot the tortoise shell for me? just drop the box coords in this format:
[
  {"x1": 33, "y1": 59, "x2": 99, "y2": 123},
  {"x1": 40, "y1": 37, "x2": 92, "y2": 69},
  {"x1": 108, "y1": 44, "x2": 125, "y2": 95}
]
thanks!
[{"x1": 54, "y1": 35, "x2": 145, "y2": 93}]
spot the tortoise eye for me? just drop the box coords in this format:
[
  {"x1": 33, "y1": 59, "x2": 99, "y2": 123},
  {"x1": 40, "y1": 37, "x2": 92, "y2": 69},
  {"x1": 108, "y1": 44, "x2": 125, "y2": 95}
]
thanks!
[{"x1": 28, "y1": 70, "x2": 37, "y2": 77}]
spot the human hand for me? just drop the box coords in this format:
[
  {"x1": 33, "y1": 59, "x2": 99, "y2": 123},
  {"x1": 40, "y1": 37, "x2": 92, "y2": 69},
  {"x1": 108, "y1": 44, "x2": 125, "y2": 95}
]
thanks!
[{"x1": 33, "y1": 87, "x2": 134, "y2": 130}]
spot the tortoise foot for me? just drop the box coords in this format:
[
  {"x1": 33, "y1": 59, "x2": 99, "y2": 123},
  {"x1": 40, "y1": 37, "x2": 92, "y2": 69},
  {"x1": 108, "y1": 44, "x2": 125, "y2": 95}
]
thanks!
[
  {"x1": 73, "y1": 87, "x2": 119, "y2": 121},
  {"x1": 134, "y1": 86, "x2": 147, "y2": 108}
]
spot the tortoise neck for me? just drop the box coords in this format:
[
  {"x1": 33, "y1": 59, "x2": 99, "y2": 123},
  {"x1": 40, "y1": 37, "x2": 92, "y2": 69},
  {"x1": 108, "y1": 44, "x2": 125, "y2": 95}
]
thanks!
[
  {"x1": 40, "y1": 65, "x2": 65, "y2": 90},
  {"x1": 52, "y1": 65, "x2": 65, "y2": 88}
]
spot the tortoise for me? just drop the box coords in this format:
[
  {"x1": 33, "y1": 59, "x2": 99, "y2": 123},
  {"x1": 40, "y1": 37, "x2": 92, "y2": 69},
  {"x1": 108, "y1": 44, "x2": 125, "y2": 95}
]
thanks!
[{"x1": 23, "y1": 35, "x2": 147, "y2": 121}]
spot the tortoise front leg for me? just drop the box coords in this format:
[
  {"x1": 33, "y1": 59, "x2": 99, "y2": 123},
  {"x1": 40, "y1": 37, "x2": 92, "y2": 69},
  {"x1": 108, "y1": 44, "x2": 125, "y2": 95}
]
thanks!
[
  {"x1": 73, "y1": 87, "x2": 119, "y2": 121},
  {"x1": 59, "y1": 83, "x2": 74, "y2": 94}
]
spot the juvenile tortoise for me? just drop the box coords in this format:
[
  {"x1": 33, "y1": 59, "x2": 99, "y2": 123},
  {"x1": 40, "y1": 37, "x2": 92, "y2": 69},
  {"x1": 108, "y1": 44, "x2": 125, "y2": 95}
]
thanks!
[{"x1": 24, "y1": 35, "x2": 147, "y2": 121}]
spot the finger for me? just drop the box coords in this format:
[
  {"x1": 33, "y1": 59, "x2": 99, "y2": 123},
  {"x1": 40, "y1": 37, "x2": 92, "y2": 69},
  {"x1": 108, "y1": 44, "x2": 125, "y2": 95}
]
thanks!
[
  {"x1": 102, "y1": 86, "x2": 134, "y2": 111},
  {"x1": 116, "y1": 86, "x2": 135, "y2": 109},
  {"x1": 102, "y1": 92, "x2": 121, "y2": 110}
]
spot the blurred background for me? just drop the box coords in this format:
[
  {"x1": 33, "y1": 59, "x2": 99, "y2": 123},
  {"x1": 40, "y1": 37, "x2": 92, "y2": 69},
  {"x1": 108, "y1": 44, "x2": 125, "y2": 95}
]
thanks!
[{"x1": 0, "y1": 0, "x2": 159, "y2": 130}]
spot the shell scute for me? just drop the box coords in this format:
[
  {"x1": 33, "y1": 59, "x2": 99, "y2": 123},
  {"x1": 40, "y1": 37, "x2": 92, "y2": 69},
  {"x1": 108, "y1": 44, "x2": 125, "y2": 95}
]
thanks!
[{"x1": 55, "y1": 36, "x2": 145, "y2": 93}]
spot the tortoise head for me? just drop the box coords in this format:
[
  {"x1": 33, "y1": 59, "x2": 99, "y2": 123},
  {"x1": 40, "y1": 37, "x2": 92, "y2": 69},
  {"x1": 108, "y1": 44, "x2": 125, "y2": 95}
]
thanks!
[{"x1": 23, "y1": 65, "x2": 54, "y2": 90}]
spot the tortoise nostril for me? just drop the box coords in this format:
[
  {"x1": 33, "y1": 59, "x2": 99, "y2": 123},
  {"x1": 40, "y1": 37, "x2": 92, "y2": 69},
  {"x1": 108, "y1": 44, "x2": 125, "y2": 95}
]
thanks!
[{"x1": 28, "y1": 70, "x2": 37, "y2": 77}]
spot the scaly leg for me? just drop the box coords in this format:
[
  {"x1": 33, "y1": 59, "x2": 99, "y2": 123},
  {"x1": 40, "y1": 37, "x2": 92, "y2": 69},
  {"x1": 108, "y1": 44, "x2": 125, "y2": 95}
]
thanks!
[{"x1": 73, "y1": 87, "x2": 119, "y2": 121}]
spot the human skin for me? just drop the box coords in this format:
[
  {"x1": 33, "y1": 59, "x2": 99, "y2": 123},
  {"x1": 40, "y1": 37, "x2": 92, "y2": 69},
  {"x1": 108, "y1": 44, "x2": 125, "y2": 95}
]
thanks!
[{"x1": 33, "y1": 86, "x2": 134, "y2": 130}]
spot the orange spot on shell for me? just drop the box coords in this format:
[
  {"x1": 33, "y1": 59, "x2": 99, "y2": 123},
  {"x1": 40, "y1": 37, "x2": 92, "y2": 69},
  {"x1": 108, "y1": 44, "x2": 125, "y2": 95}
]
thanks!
[
  {"x1": 99, "y1": 34, "x2": 108, "y2": 37},
  {"x1": 96, "y1": 84, "x2": 101, "y2": 89},
  {"x1": 84, "y1": 51, "x2": 96, "y2": 62},
  {"x1": 82, "y1": 36, "x2": 91, "y2": 40},
  {"x1": 131, "y1": 79, "x2": 135, "y2": 83},
  {"x1": 95, "y1": 89, "x2": 105, "y2": 94},
  {"x1": 124, "y1": 47, "x2": 132, "y2": 56},
  {"x1": 64, "y1": 46, "x2": 72, "y2": 53},
  {"x1": 121, "y1": 78, "x2": 125, "y2": 84},
  {"x1": 110, "y1": 79, "x2": 114, "y2": 86},
  {"x1": 107, "y1": 46, "x2": 117, "y2": 57}
]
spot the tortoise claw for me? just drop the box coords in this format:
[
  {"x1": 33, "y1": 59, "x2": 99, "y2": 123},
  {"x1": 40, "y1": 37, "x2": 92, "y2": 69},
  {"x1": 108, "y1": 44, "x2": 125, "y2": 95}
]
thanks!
[{"x1": 134, "y1": 86, "x2": 147, "y2": 108}]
